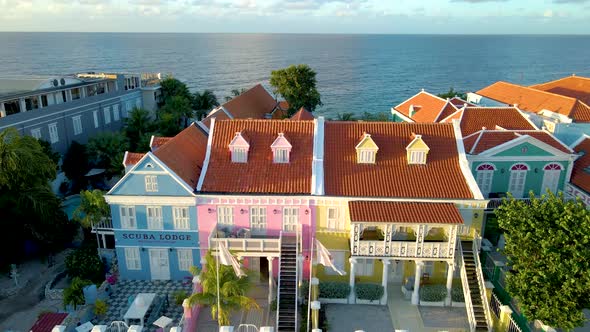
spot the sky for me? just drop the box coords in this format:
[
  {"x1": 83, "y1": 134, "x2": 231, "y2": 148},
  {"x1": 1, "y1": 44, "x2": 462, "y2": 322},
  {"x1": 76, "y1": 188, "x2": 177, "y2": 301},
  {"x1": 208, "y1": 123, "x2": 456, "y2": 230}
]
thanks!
[{"x1": 0, "y1": 0, "x2": 589, "y2": 34}]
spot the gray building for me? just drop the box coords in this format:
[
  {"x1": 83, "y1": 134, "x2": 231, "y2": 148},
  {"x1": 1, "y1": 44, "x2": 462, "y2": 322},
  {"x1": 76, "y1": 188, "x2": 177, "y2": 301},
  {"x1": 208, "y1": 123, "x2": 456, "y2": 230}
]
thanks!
[{"x1": 0, "y1": 72, "x2": 161, "y2": 154}]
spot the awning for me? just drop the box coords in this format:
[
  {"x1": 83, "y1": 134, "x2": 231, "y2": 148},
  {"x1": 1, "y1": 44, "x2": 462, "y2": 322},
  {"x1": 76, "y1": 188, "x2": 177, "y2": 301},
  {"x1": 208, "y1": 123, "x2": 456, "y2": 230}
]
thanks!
[
  {"x1": 348, "y1": 201, "x2": 464, "y2": 224},
  {"x1": 85, "y1": 168, "x2": 106, "y2": 177}
]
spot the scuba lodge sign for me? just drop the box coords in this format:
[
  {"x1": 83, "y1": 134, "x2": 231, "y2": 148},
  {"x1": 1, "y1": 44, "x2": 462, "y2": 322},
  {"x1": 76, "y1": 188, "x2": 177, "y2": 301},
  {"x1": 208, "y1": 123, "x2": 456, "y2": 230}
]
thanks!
[{"x1": 116, "y1": 230, "x2": 196, "y2": 247}]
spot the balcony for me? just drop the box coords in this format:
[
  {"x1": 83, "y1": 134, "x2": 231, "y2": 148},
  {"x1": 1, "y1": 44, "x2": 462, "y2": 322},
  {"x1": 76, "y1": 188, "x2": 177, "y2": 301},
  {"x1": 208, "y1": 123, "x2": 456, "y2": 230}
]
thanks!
[
  {"x1": 352, "y1": 240, "x2": 451, "y2": 258},
  {"x1": 91, "y1": 218, "x2": 114, "y2": 235},
  {"x1": 208, "y1": 226, "x2": 281, "y2": 255}
]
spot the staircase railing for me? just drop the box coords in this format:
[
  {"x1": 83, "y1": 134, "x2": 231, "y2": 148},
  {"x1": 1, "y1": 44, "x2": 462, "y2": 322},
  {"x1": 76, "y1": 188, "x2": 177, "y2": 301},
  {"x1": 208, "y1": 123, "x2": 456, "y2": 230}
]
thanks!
[
  {"x1": 295, "y1": 224, "x2": 301, "y2": 332},
  {"x1": 275, "y1": 231, "x2": 283, "y2": 330},
  {"x1": 472, "y1": 236, "x2": 494, "y2": 331},
  {"x1": 459, "y1": 241, "x2": 477, "y2": 331}
]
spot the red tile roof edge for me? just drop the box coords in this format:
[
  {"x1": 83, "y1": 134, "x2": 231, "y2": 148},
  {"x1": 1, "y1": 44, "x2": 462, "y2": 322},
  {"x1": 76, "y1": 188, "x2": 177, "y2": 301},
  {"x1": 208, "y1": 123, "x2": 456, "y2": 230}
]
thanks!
[{"x1": 348, "y1": 201, "x2": 464, "y2": 224}]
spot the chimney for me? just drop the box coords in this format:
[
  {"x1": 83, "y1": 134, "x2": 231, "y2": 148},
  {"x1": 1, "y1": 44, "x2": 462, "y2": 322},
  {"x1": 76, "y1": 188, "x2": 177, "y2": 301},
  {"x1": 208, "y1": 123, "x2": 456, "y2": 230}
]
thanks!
[{"x1": 409, "y1": 105, "x2": 416, "y2": 118}]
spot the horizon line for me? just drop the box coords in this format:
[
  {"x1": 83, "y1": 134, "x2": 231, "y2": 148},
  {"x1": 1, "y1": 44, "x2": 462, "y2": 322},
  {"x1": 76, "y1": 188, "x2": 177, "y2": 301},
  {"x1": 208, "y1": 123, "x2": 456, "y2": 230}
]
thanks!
[{"x1": 0, "y1": 31, "x2": 589, "y2": 36}]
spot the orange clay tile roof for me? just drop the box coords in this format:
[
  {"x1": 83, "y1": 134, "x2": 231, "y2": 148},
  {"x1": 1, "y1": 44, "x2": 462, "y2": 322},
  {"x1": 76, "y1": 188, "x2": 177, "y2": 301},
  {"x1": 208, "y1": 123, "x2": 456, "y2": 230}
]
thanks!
[
  {"x1": 571, "y1": 138, "x2": 590, "y2": 193},
  {"x1": 436, "y1": 103, "x2": 460, "y2": 122},
  {"x1": 394, "y1": 91, "x2": 448, "y2": 122},
  {"x1": 124, "y1": 152, "x2": 145, "y2": 166},
  {"x1": 477, "y1": 81, "x2": 590, "y2": 122},
  {"x1": 201, "y1": 109, "x2": 231, "y2": 128},
  {"x1": 277, "y1": 100, "x2": 290, "y2": 111},
  {"x1": 459, "y1": 107, "x2": 536, "y2": 136},
  {"x1": 323, "y1": 122, "x2": 474, "y2": 199},
  {"x1": 531, "y1": 75, "x2": 590, "y2": 106},
  {"x1": 463, "y1": 130, "x2": 572, "y2": 155},
  {"x1": 201, "y1": 119, "x2": 314, "y2": 194},
  {"x1": 150, "y1": 136, "x2": 172, "y2": 150},
  {"x1": 290, "y1": 107, "x2": 314, "y2": 120},
  {"x1": 223, "y1": 84, "x2": 278, "y2": 119},
  {"x1": 153, "y1": 123, "x2": 209, "y2": 189},
  {"x1": 440, "y1": 109, "x2": 463, "y2": 123},
  {"x1": 30, "y1": 313, "x2": 68, "y2": 332},
  {"x1": 349, "y1": 201, "x2": 464, "y2": 224},
  {"x1": 449, "y1": 97, "x2": 474, "y2": 107}
]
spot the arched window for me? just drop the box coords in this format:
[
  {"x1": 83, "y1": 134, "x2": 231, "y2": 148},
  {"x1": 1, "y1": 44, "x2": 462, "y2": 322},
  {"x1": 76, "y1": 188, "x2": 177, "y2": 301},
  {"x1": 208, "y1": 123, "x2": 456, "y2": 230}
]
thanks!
[
  {"x1": 542, "y1": 163, "x2": 563, "y2": 194},
  {"x1": 508, "y1": 164, "x2": 529, "y2": 198},
  {"x1": 475, "y1": 164, "x2": 495, "y2": 198}
]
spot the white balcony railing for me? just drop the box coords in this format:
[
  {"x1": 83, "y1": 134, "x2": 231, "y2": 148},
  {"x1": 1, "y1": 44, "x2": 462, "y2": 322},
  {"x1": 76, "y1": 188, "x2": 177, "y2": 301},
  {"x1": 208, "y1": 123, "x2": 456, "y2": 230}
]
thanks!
[
  {"x1": 352, "y1": 240, "x2": 450, "y2": 258},
  {"x1": 208, "y1": 226, "x2": 281, "y2": 254},
  {"x1": 91, "y1": 218, "x2": 114, "y2": 235}
]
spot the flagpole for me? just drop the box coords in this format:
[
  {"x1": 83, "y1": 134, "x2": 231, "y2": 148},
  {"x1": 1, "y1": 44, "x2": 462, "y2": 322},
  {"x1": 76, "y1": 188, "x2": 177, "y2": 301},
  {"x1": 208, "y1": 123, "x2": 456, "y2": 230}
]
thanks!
[
  {"x1": 306, "y1": 237, "x2": 314, "y2": 332},
  {"x1": 217, "y1": 240, "x2": 221, "y2": 327}
]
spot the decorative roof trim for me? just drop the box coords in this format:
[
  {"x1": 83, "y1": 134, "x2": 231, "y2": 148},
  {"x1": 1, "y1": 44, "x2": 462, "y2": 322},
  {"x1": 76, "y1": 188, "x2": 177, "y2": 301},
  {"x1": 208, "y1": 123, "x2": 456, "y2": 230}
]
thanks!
[
  {"x1": 196, "y1": 120, "x2": 210, "y2": 134},
  {"x1": 390, "y1": 107, "x2": 415, "y2": 122},
  {"x1": 355, "y1": 132, "x2": 379, "y2": 150},
  {"x1": 477, "y1": 133, "x2": 572, "y2": 158},
  {"x1": 197, "y1": 117, "x2": 215, "y2": 192},
  {"x1": 570, "y1": 134, "x2": 590, "y2": 149},
  {"x1": 452, "y1": 119, "x2": 484, "y2": 200},
  {"x1": 311, "y1": 116, "x2": 325, "y2": 196},
  {"x1": 270, "y1": 132, "x2": 293, "y2": 149}
]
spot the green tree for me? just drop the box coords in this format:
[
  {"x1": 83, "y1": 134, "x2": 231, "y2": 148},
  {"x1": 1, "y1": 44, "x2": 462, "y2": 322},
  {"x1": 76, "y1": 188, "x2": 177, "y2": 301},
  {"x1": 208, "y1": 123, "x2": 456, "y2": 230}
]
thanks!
[
  {"x1": 87, "y1": 132, "x2": 129, "y2": 176},
  {"x1": 188, "y1": 251, "x2": 259, "y2": 326},
  {"x1": 192, "y1": 90, "x2": 219, "y2": 120},
  {"x1": 270, "y1": 64, "x2": 322, "y2": 114},
  {"x1": 157, "y1": 112, "x2": 182, "y2": 137},
  {"x1": 159, "y1": 95, "x2": 193, "y2": 129},
  {"x1": 37, "y1": 139, "x2": 60, "y2": 166},
  {"x1": 74, "y1": 190, "x2": 110, "y2": 229},
  {"x1": 159, "y1": 76, "x2": 191, "y2": 105},
  {"x1": 437, "y1": 88, "x2": 467, "y2": 100},
  {"x1": 496, "y1": 192, "x2": 590, "y2": 330},
  {"x1": 124, "y1": 108, "x2": 155, "y2": 151},
  {"x1": 224, "y1": 88, "x2": 247, "y2": 102},
  {"x1": 62, "y1": 141, "x2": 90, "y2": 189},
  {"x1": 336, "y1": 112, "x2": 356, "y2": 121}
]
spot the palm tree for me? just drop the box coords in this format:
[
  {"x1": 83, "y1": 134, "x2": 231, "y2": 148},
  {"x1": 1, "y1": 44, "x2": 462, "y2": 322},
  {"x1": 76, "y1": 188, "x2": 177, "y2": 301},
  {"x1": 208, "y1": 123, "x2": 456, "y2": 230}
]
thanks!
[
  {"x1": 124, "y1": 108, "x2": 155, "y2": 150},
  {"x1": 336, "y1": 112, "x2": 356, "y2": 121},
  {"x1": 193, "y1": 90, "x2": 219, "y2": 120},
  {"x1": 74, "y1": 190, "x2": 110, "y2": 229},
  {"x1": 188, "y1": 251, "x2": 259, "y2": 326},
  {"x1": 224, "y1": 88, "x2": 247, "y2": 102}
]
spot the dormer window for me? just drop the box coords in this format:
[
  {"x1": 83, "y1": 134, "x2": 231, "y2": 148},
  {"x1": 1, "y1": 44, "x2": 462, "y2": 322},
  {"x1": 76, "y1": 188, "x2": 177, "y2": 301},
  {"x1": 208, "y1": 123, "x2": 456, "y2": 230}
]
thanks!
[
  {"x1": 271, "y1": 133, "x2": 292, "y2": 164},
  {"x1": 355, "y1": 132, "x2": 379, "y2": 164},
  {"x1": 229, "y1": 131, "x2": 250, "y2": 163},
  {"x1": 406, "y1": 133, "x2": 430, "y2": 165}
]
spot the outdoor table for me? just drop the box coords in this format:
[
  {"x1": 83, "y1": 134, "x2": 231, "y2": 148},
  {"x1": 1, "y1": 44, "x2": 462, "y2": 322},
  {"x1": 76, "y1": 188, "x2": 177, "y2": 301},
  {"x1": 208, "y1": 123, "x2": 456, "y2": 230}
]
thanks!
[
  {"x1": 124, "y1": 293, "x2": 157, "y2": 326},
  {"x1": 153, "y1": 316, "x2": 173, "y2": 329},
  {"x1": 75, "y1": 322, "x2": 94, "y2": 332},
  {"x1": 128, "y1": 325, "x2": 143, "y2": 332}
]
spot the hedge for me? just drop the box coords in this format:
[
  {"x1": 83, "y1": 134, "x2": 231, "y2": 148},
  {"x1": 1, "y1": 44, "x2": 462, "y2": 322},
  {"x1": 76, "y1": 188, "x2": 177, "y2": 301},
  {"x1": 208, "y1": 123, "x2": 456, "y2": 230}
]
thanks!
[
  {"x1": 319, "y1": 281, "x2": 350, "y2": 299},
  {"x1": 420, "y1": 284, "x2": 447, "y2": 302},
  {"x1": 65, "y1": 246, "x2": 105, "y2": 283},
  {"x1": 354, "y1": 283, "x2": 383, "y2": 301},
  {"x1": 452, "y1": 284, "x2": 464, "y2": 302}
]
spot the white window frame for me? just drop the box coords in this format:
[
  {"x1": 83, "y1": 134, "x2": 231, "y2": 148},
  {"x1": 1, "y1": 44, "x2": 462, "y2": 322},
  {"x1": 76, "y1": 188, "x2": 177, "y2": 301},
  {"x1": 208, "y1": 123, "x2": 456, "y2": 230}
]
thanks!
[
  {"x1": 124, "y1": 247, "x2": 141, "y2": 270},
  {"x1": 48, "y1": 123, "x2": 59, "y2": 144},
  {"x1": 177, "y1": 249, "x2": 193, "y2": 271},
  {"x1": 274, "y1": 148, "x2": 290, "y2": 163},
  {"x1": 326, "y1": 207, "x2": 343, "y2": 231},
  {"x1": 475, "y1": 164, "x2": 495, "y2": 198},
  {"x1": 231, "y1": 148, "x2": 248, "y2": 163},
  {"x1": 120, "y1": 206, "x2": 137, "y2": 229},
  {"x1": 217, "y1": 206, "x2": 234, "y2": 226},
  {"x1": 103, "y1": 107, "x2": 111, "y2": 124},
  {"x1": 125, "y1": 101, "x2": 132, "y2": 117},
  {"x1": 542, "y1": 163, "x2": 562, "y2": 194},
  {"x1": 72, "y1": 115, "x2": 83, "y2": 135},
  {"x1": 173, "y1": 207, "x2": 190, "y2": 230},
  {"x1": 409, "y1": 150, "x2": 427, "y2": 164},
  {"x1": 356, "y1": 258, "x2": 374, "y2": 276},
  {"x1": 250, "y1": 207, "x2": 267, "y2": 233},
  {"x1": 93, "y1": 110, "x2": 99, "y2": 128},
  {"x1": 358, "y1": 149, "x2": 376, "y2": 164},
  {"x1": 508, "y1": 164, "x2": 528, "y2": 198},
  {"x1": 30, "y1": 128, "x2": 42, "y2": 139},
  {"x1": 283, "y1": 207, "x2": 299, "y2": 232},
  {"x1": 325, "y1": 250, "x2": 345, "y2": 275},
  {"x1": 146, "y1": 206, "x2": 163, "y2": 230},
  {"x1": 145, "y1": 175, "x2": 158, "y2": 192},
  {"x1": 113, "y1": 104, "x2": 120, "y2": 121}
]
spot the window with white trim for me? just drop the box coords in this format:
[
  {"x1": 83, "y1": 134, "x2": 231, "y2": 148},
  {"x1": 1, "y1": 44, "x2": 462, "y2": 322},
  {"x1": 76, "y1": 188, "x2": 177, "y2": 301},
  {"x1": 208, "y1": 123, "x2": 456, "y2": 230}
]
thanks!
[
  {"x1": 31, "y1": 128, "x2": 41, "y2": 139},
  {"x1": 177, "y1": 249, "x2": 193, "y2": 271},
  {"x1": 542, "y1": 163, "x2": 562, "y2": 194},
  {"x1": 283, "y1": 207, "x2": 299, "y2": 232},
  {"x1": 173, "y1": 207, "x2": 190, "y2": 230},
  {"x1": 120, "y1": 206, "x2": 136, "y2": 229},
  {"x1": 356, "y1": 258, "x2": 374, "y2": 276},
  {"x1": 146, "y1": 206, "x2": 163, "y2": 230},
  {"x1": 125, "y1": 101, "x2": 132, "y2": 117},
  {"x1": 508, "y1": 164, "x2": 528, "y2": 198},
  {"x1": 112, "y1": 104, "x2": 120, "y2": 121},
  {"x1": 325, "y1": 250, "x2": 345, "y2": 275},
  {"x1": 326, "y1": 207, "x2": 343, "y2": 231},
  {"x1": 231, "y1": 148, "x2": 248, "y2": 163},
  {"x1": 145, "y1": 175, "x2": 158, "y2": 192},
  {"x1": 48, "y1": 123, "x2": 59, "y2": 143},
  {"x1": 93, "y1": 110, "x2": 99, "y2": 128},
  {"x1": 72, "y1": 115, "x2": 83, "y2": 135},
  {"x1": 103, "y1": 107, "x2": 111, "y2": 124},
  {"x1": 124, "y1": 247, "x2": 141, "y2": 270},
  {"x1": 217, "y1": 206, "x2": 234, "y2": 225},
  {"x1": 409, "y1": 151, "x2": 427, "y2": 164},
  {"x1": 274, "y1": 148, "x2": 290, "y2": 163},
  {"x1": 250, "y1": 207, "x2": 267, "y2": 232},
  {"x1": 476, "y1": 164, "x2": 495, "y2": 198},
  {"x1": 358, "y1": 150, "x2": 376, "y2": 164}
]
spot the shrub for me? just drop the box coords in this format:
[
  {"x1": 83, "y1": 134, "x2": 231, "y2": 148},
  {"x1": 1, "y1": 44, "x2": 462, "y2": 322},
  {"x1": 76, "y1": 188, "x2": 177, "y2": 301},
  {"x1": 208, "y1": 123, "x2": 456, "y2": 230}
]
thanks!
[
  {"x1": 319, "y1": 281, "x2": 350, "y2": 299},
  {"x1": 270, "y1": 298, "x2": 277, "y2": 312},
  {"x1": 63, "y1": 277, "x2": 92, "y2": 310},
  {"x1": 65, "y1": 246, "x2": 105, "y2": 283},
  {"x1": 94, "y1": 299, "x2": 108, "y2": 316},
  {"x1": 354, "y1": 283, "x2": 383, "y2": 301},
  {"x1": 173, "y1": 290, "x2": 188, "y2": 305},
  {"x1": 452, "y1": 284, "x2": 464, "y2": 302},
  {"x1": 300, "y1": 280, "x2": 309, "y2": 301},
  {"x1": 420, "y1": 284, "x2": 447, "y2": 302}
]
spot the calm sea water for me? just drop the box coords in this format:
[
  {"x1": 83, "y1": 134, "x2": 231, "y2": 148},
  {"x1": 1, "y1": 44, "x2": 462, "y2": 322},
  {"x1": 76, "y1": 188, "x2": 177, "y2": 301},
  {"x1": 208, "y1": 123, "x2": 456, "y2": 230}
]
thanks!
[{"x1": 1, "y1": 33, "x2": 589, "y2": 118}]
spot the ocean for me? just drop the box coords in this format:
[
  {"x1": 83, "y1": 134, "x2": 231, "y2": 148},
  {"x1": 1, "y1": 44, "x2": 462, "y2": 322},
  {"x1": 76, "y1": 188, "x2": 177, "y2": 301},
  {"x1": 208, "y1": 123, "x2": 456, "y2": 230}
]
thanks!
[{"x1": 1, "y1": 32, "x2": 589, "y2": 119}]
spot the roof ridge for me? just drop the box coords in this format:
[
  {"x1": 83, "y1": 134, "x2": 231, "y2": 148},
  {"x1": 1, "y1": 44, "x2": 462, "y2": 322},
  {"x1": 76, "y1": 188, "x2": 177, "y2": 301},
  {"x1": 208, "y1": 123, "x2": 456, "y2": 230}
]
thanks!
[
  {"x1": 531, "y1": 75, "x2": 590, "y2": 88},
  {"x1": 495, "y1": 80, "x2": 579, "y2": 104}
]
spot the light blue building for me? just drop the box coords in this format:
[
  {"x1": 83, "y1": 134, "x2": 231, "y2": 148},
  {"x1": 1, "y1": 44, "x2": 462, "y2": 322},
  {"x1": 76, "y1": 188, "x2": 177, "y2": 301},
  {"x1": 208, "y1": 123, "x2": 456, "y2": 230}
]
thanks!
[{"x1": 103, "y1": 124, "x2": 208, "y2": 280}]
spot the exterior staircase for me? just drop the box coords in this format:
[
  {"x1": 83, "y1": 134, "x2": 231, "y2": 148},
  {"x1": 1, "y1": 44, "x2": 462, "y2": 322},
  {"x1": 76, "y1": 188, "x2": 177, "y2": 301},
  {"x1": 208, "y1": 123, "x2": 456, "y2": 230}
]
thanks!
[
  {"x1": 276, "y1": 236, "x2": 298, "y2": 332},
  {"x1": 460, "y1": 240, "x2": 492, "y2": 332}
]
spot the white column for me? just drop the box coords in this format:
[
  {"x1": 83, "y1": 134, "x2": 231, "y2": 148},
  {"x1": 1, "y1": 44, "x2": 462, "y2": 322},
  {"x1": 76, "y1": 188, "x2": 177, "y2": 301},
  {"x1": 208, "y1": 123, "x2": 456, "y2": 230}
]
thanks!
[
  {"x1": 67, "y1": 89, "x2": 72, "y2": 101},
  {"x1": 411, "y1": 261, "x2": 423, "y2": 305},
  {"x1": 19, "y1": 98, "x2": 26, "y2": 112},
  {"x1": 101, "y1": 234, "x2": 107, "y2": 249},
  {"x1": 0, "y1": 103, "x2": 5, "y2": 117},
  {"x1": 381, "y1": 259, "x2": 390, "y2": 305},
  {"x1": 37, "y1": 95, "x2": 43, "y2": 109},
  {"x1": 445, "y1": 262, "x2": 454, "y2": 306},
  {"x1": 348, "y1": 258, "x2": 357, "y2": 304},
  {"x1": 267, "y1": 256, "x2": 274, "y2": 305}
]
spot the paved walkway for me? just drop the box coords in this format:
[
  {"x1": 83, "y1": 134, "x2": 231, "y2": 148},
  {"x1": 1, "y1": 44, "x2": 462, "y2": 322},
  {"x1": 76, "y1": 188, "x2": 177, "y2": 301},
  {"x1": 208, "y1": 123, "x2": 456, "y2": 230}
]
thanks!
[{"x1": 326, "y1": 304, "x2": 394, "y2": 332}]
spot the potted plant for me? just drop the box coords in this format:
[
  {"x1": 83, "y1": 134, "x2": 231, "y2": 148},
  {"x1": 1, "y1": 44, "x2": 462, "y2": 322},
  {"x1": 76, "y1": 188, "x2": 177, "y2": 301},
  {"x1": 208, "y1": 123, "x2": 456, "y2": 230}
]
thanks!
[
  {"x1": 94, "y1": 299, "x2": 109, "y2": 317},
  {"x1": 63, "y1": 277, "x2": 92, "y2": 311},
  {"x1": 106, "y1": 274, "x2": 118, "y2": 293}
]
